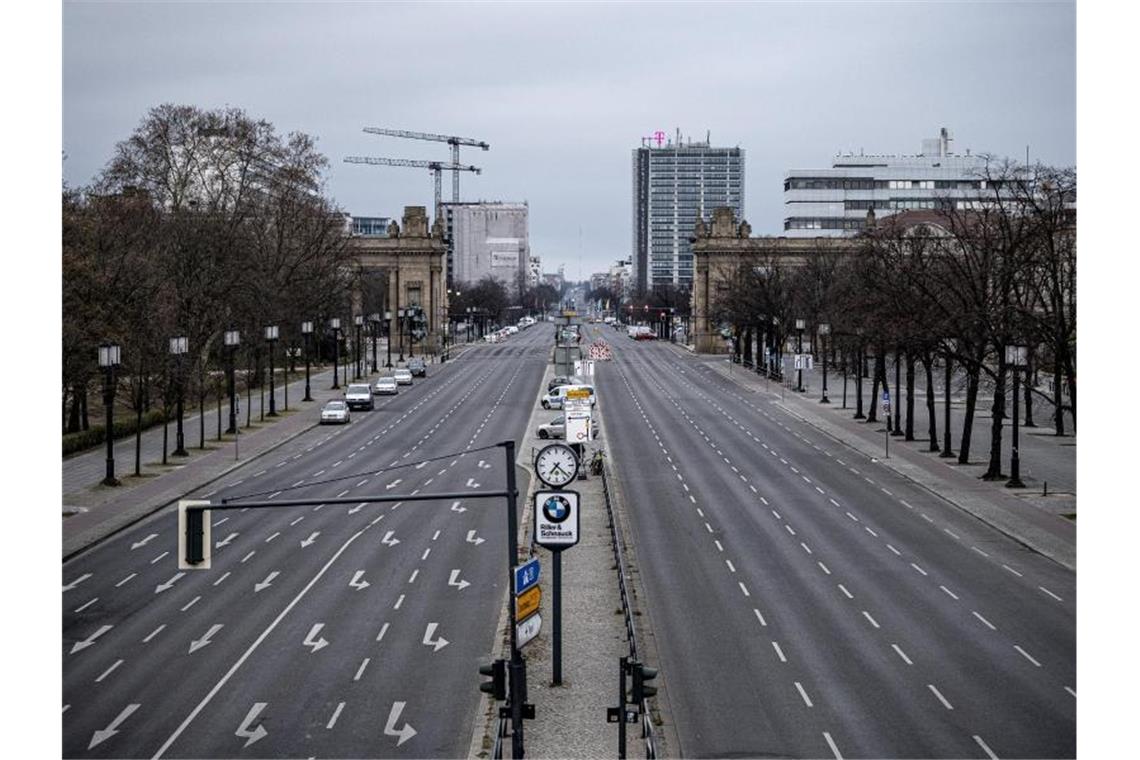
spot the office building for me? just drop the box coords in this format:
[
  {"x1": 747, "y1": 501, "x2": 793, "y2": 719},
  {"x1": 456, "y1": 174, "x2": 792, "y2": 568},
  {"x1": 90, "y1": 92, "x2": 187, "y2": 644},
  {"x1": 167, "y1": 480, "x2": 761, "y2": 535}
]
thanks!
[
  {"x1": 631, "y1": 131, "x2": 745, "y2": 292},
  {"x1": 783, "y1": 128, "x2": 994, "y2": 237},
  {"x1": 442, "y1": 201, "x2": 529, "y2": 294}
]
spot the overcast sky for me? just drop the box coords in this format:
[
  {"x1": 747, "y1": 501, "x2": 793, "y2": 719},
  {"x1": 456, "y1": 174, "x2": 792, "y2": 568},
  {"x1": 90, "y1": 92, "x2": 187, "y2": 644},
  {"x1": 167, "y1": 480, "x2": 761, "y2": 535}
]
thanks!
[{"x1": 63, "y1": 0, "x2": 1075, "y2": 280}]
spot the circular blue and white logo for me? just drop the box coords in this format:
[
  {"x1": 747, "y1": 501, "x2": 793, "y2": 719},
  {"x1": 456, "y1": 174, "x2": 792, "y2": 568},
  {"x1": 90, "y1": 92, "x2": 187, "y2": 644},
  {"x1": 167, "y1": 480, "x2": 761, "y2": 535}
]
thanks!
[{"x1": 542, "y1": 495, "x2": 572, "y2": 524}]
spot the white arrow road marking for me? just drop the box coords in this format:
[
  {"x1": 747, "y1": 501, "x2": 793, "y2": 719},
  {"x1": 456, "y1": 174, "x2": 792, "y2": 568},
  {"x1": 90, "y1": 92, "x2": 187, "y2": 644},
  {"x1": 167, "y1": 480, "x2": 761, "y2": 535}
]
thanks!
[
  {"x1": 235, "y1": 702, "x2": 268, "y2": 748},
  {"x1": 254, "y1": 571, "x2": 279, "y2": 593},
  {"x1": 386, "y1": 479, "x2": 402, "y2": 490},
  {"x1": 63, "y1": 573, "x2": 92, "y2": 592},
  {"x1": 348, "y1": 502, "x2": 366, "y2": 515},
  {"x1": 422, "y1": 623, "x2": 449, "y2": 652},
  {"x1": 465, "y1": 478, "x2": 480, "y2": 488},
  {"x1": 381, "y1": 530, "x2": 400, "y2": 547},
  {"x1": 349, "y1": 571, "x2": 370, "y2": 590},
  {"x1": 466, "y1": 530, "x2": 485, "y2": 546},
  {"x1": 303, "y1": 623, "x2": 329, "y2": 653},
  {"x1": 301, "y1": 531, "x2": 320, "y2": 547},
  {"x1": 155, "y1": 573, "x2": 185, "y2": 594},
  {"x1": 189, "y1": 624, "x2": 224, "y2": 653},
  {"x1": 450, "y1": 501, "x2": 466, "y2": 513},
  {"x1": 448, "y1": 569, "x2": 470, "y2": 591},
  {"x1": 70, "y1": 624, "x2": 113, "y2": 654},
  {"x1": 383, "y1": 701, "x2": 417, "y2": 747},
  {"x1": 214, "y1": 532, "x2": 238, "y2": 549},
  {"x1": 88, "y1": 703, "x2": 140, "y2": 749},
  {"x1": 131, "y1": 533, "x2": 158, "y2": 550}
]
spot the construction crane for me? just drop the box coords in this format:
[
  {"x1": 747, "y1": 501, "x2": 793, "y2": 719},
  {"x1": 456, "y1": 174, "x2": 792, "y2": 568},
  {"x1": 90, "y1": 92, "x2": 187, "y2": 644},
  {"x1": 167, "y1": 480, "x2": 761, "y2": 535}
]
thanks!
[
  {"x1": 362, "y1": 128, "x2": 489, "y2": 204},
  {"x1": 343, "y1": 156, "x2": 481, "y2": 220}
]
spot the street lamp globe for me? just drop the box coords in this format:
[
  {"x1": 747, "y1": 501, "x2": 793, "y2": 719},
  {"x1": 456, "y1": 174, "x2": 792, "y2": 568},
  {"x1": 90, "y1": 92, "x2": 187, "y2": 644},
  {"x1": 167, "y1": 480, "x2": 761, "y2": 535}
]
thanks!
[
  {"x1": 224, "y1": 330, "x2": 240, "y2": 347},
  {"x1": 301, "y1": 321, "x2": 313, "y2": 336},
  {"x1": 98, "y1": 343, "x2": 121, "y2": 368}
]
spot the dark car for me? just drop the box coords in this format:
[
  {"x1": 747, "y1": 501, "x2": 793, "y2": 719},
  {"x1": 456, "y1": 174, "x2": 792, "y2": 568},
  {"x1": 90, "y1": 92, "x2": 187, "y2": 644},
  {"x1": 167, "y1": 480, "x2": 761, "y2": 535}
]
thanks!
[
  {"x1": 408, "y1": 357, "x2": 427, "y2": 377},
  {"x1": 547, "y1": 375, "x2": 585, "y2": 393}
]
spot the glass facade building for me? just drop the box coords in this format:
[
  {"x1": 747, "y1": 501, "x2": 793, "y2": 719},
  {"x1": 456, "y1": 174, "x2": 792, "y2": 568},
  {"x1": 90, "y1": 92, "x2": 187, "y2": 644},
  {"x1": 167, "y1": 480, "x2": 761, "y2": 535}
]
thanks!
[{"x1": 632, "y1": 137, "x2": 744, "y2": 291}]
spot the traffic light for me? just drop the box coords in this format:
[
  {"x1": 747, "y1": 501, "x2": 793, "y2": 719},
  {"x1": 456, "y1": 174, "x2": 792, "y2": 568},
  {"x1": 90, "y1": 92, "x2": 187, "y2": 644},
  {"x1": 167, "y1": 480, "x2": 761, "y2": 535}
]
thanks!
[
  {"x1": 630, "y1": 661, "x2": 658, "y2": 703},
  {"x1": 178, "y1": 499, "x2": 212, "y2": 570},
  {"x1": 479, "y1": 659, "x2": 506, "y2": 700}
]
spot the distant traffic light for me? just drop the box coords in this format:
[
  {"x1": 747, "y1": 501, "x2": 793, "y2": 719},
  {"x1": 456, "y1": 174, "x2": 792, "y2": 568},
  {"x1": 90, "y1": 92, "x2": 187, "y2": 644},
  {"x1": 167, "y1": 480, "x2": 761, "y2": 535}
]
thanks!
[
  {"x1": 479, "y1": 659, "x2": 506, "y2": 700},
  {"x1": 630, "y1": 661, "x2": 658, "y2": 703}
]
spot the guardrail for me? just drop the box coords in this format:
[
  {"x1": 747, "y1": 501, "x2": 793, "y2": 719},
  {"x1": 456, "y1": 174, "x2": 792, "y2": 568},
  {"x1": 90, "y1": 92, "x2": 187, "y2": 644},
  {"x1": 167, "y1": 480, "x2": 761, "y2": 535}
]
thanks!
[{"x1": 601, "y1": 456, "x2": 657, "y2": 759}]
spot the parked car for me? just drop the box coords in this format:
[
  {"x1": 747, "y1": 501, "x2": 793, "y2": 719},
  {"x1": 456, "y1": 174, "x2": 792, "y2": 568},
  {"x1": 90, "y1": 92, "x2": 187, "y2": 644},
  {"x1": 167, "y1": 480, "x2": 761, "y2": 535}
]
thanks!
[
  {"x1": 394, "y1": 368, "x2": 413, "y2": 385},
  {"x1": 542, "y1": 384, "x2": 597, "y2": 410},
  {"x1": 407, "y1": 357, "x2": 427, "y2": 377},
  {"x1": 536, "y1": 415, "x2": 600, "y2": 440},
  {"x1": 344, "y1": 383, "x2": 374, "y2": 411},
  {"x1": 320, "y1": 400, "x2": 351, "y2": 424},
  {"x1": 506, "y1": 325, "x2": 519, "y2": 334},
  {"x1": 373, "y1": 376, "x2": 398, "y2": 395}
]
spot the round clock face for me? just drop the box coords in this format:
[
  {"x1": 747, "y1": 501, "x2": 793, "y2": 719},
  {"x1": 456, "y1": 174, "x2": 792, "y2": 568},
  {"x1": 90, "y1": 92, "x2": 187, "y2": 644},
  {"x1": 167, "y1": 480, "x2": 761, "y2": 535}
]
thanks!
[{"x1": 535, "y1": 443, "x2": 578, "y2": 487}]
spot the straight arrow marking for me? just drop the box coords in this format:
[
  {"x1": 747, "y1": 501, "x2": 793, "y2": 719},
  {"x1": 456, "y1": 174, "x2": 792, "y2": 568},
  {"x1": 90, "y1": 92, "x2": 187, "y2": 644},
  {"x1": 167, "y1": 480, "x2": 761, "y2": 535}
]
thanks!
[
  {"x1": 215, "y1": 532, "x2": 238, "y2": 549},
  {"x1": 254, "y1": 571, "x2": 279, "y2": 593},
  {"x1": 130, "y1": 534, "x2": 158, "y2": 550},
  {"x1": 88, "y1": 703, "x2": 140, "y2": 749},
  {"x1": 235, "y1": 702, "x2": 268, "y2": 748},
  {"x1": 301, "y1": 531, "x2": 320, "y2": 547},
  {"x1": 154, "y1": 573, "x2": 185, "y2": 594},
  {"x1": 189, "y1": 624, "x2": 224, "y2": 653},
  {"x1": 70, "y1": 624, "x2": 113, "y2": 654},
  {"x1": 63, "y1": 573, "x2": 92, "y2": 592}
]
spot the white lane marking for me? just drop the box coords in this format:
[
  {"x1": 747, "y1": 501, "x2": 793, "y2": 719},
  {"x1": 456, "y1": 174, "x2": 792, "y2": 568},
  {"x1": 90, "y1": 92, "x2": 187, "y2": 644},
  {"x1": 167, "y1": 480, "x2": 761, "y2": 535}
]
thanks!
[
  {"x1": 95, "y1": 659, "x2": 123, "y2": 682},
  {"x1": 408, "y1": 570, "x2": 419, "y2": 584},
  {"x1": 862, "y1": 611, "x2": 880, "y2": 629},
  {"x1": 928, "y1": 683, "x2": 954, "y2": 710},
  {"x1": 143, "y1": 625, "x2": 166, "y2": 643},
  {"x1": 973, "y1": 735, "x2": 998, "y2": 760},
  {"x1": 115, "y1": 573, "x2": 137, "y2": 588},
  {"x1": 421, "y1": 548, "x2": 431, "y2": 561},
  {"x1": 725, "y1": 560, "x2": 736, "y2": 573},
  {"x1": 921, "y1": 514, "x2": 935, "y2": 524},
  {"x1": 910, "y1": 563, "x2": 928, "y2": 576},
  {"x1": 326, "y1": 702, "x2": 345, "y2": 729},
  {"x1": 972, "y1": 611, "x2": 997, "y2": 630},
  {"x1": 815, "y1": 486, "x2": 825, "y2": 494},
  {"x1": 705, "y1": 523, "x2": 713, "y2": 533},
  {"x1": 940, "y1": 585, "x2": 959, "y2": 600},
  {"x1": 212, "y1": 571, "x2": 231, "y2": 587},
  {"x1": 794, "y1": 681, "x2": 814, "y2": 707},
  {"x1": 838, "y1": 584, "x2": 853, "y2": 599},
  {"x1": 1039, "y1": 586, "x2": 1063, "y2": 602},
  {"x1": 393, "y1": 594, "x2": 405, "y2": 609},
  {"x1": 1065, "y1": 686, "x2": 1076, "y2": 698},
  {"x1": 864, "y1": 527, "x2": 878, "y2": 537},
  {"x1": 313, "y1": 470, "x2": 326, "y2": 477},
  {"x1": 149, "y1": 526, "x2": 371, "y2": 759},
  {"x1": 900, "y1": 499, "x2": 914, "y2": 510},
  {"x1": 971, "y1": 546, "x2": 990, "y2": 557},
  {"x1": 772, "y1": 641, "x2": 787, "y2": 662},
  {"x1": 817, "y1": 562, "x2": 831, "y2": 575},
  {"x1": 823, "y1": 731, "x2": 843, "y2": 760},
  {"x1": 845, "y1": 512, "x2": 859, "y2": 523},
  {"x1": 1002, "y1": 564, "x2": 1024, "y2": 578},
  {"x1": 785, "y1": 525, "x2": 796, "y2": 536},
  {"x1": 180, "y1": 596, "x2": 201, "y2": 612},
  {"x1": 891, "y1": 644, "x2": 913, "y2": 665},
  {"x1": 881, "y1": 487, "x2": 893, "y2": 496},
  {"x1": 801, "y1": 542, "x2": 812, "y2": 555},
  {"x1": 753, "y1": 608, "x2": 767, "y2": 626},
  {"x1": 714, "y1": 540, "x2": 724, "y2": 552},
  {"x1": 150, "y1": 551, "x2": 169, "y2": 564},
  {"x1": 829, "y1": 498, "x2": 840, "y2": 507},
  {"x1": 738, "y1": 582, "x2": 750, "y2": 597},
  {"x1": 887, "y1": 544, "x2": 901, "y2": 556},
  {"x1": 1014, "y1": 644, "x2": 1042, "y2": 667},
  {"x1": 241, "y1": 551, "x2": 256, "y2": 563},
  {"x1": 290, "y1": 517, "x2": 305, "y2": 526},
  {"x1": 265, "y1": 532, "x2": 280, "y2": 543},
  {"x1": 376, "y1": 623, "x2": 390, "y2": 642},
  {"x1": 354, "y1": 658, "x2": 370, "y2": 681},
  {"x1": 943, "y1": 528, "x2": 960, "y2": 540}
]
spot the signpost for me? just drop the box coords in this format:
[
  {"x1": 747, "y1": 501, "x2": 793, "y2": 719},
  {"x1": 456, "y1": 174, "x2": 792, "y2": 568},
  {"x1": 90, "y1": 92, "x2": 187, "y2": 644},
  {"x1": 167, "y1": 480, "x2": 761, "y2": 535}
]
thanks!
[
  {"x1": 534, "y1": 490, "x2": 580, "y2": 684},
  {"x1": 517, "y1": 613, "x2": 542, "y2": 649},
  {"x1": 882, "y1": 390, "x2": 891, "y2": 458}
]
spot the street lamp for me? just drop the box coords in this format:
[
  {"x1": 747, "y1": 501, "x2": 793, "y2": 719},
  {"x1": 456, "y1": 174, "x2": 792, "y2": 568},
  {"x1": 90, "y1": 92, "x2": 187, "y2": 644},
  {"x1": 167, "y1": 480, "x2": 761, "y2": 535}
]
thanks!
[
  {"x1": 854, "y1": 327, "x2": 865, "y2": 420},
  {"x1": 466, "y1": 307, "x2": 473, "y2": 343},
  {"x1": 329, "y1": 317, "x2": 341, "y2": 389},
  {"x1": 1006, "y1": 344, "x2": 1028, "y2": 488},
  {"x1": 224, "y1": 330, "x2": 240, "y2": 432},
  {"x1": 397, "y1": 308, "x2": 406, "y2": 362},
  {"x1": 265, "y1": 325, "x2": 279, "y2": 416},
  {"x1": 301, "y1": 321, "x2": 314, "y2": 401},
  {"x1": 370, "y1": 313, "x2": 381, "y2": 373},
  {"x1": 169, "y1": 336, "x2": 189, "y2": 456},
  {"x1": 98, "y1": 342, "x2": 121, "y2": 486},
  {"x1": 354, "y1": 314, "x2": 364, "y2": 379},
  {"x1": 818, "y1": 323, "x2": 830, "y2": 403},
  {"x1": 384, "y1": 310, "x2": 393, "y2": 368},
  {"x1": 794, "y1": 318, "x2": 806, "y2": 392},
  {"x1": 939, "y1": 338, "x2": 955, "y2": 458}
]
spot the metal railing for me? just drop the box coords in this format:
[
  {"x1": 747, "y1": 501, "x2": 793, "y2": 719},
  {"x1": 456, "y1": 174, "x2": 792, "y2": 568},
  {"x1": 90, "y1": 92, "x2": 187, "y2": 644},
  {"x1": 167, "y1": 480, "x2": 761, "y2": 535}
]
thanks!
[{"x1": 601, "y1": 456, "x2": 658, "y2": 759}]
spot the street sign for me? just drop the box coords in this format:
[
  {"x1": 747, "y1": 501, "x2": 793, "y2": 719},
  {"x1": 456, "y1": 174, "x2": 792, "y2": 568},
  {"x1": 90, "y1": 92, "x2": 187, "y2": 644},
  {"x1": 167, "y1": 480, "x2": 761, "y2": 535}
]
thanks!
[
  {"x1": 565, "y1": 388, "x2": 591, "y2": 400},
  {"x1": 534, "y1": 490, "x2": 580, "y2": 549},
  {"x1": 882, "y1": 391, "x2": 891, "y2": 411},
  {"x1": 514, "y1": 557, "x2": 540, "y2": 596},
  {"x1": 516, "y1": 586, "x2": 541, "y2": 621},
  {"x1": 517, "y1": 612, "x2": 542, "y2": 648},
  {"x1": 566, "y1": 409, "x2": 592, "y2": 443}
]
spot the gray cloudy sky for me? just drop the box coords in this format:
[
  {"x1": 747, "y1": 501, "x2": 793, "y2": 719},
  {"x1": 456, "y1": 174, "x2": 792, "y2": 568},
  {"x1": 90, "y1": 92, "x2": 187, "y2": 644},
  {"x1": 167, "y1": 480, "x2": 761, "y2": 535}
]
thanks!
[{"x1": 63, "y1": 0, "x2": 1075, "y2": 279}]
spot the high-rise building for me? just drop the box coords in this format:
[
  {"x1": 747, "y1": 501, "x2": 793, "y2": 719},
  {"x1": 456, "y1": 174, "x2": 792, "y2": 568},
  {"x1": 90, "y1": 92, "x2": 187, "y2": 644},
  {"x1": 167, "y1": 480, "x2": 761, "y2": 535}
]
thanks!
[
  {"x1": 442, "y1": 201, "x2": 529, "y2": 294},
  {"x1": 631, "y1": 132, "x2": 745, "y2": 292},
  {"x1": 783, "y1": 128, "x2": 994, "y2": 237}
]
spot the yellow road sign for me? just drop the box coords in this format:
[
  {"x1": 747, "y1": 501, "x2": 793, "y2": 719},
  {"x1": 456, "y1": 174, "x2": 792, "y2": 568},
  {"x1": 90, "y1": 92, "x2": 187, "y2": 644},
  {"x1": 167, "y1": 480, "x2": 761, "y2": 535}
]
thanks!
[
  {"x1": 516, "y1": 585, "x2": 541, "y2": 621},
  {"x1": 565, "y1": 388, "x2": 591, "y2": 399}
]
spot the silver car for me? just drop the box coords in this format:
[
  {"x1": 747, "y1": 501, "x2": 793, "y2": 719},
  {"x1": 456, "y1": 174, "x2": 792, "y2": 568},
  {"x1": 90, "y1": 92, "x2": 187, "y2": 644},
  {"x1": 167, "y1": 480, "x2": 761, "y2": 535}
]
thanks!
[
  {"x1": 536, "y1": 415, "x2": 599, "y2": 440},
  {"x1": 394, "y1": 368, "x2": 413, "y2": 385},
  {"x1": 320, "y1": 400, "x2": 351, "y2": 424},
  {"x1": 374, "y1": 376, "x2": 399, "y2": 395}
]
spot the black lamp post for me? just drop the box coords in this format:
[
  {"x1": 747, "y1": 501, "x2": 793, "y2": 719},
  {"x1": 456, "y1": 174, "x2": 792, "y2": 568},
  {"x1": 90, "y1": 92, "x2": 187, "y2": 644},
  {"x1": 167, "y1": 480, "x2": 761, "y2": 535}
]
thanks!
[
  {"x1": 301, "y1": 321, "x2": 313, "y2": 401},
  {"x1": 466, "y1": 307, "x2": 473, "y2": 343},
  {"x1": 854, "y1": 327, "x2": 865, "y2": 419},
  {"x1": 397, "y1": 308, "x2": 406, "y2": 362},
  {"x1": 369, "y1": 313, "x2": 380, "y2": 372},
  {"x1": 891, "y1": 348, "x2": 904, "y2": 437},
  {"x1": 384, "y1": 310, "x2": 393, "y2": 368},
  {"x1": 170, "y1": 336, "x2": 189, "y2": 456},
  {"x1": 98, "y1": 342, "x2": 121, "y2": 486},
  {"x1": 354, "y1": 314, "x2": 364, "y2": 379},
  {"x1": 795, "y1": 318, "x2": 805, "y2": 391},
  {"x1": 818, "y1": 323, "x2": 830, "y2": 403},
  {"x1": 265, "y1": 325, "x2": 279, "y2": 416},
  {"x1": 1006, "y1": 344, "x2": 1028, "y2": 488},
  {"x1": 940, "y1": 338, "x2": 955, "y2": 458},
  {"x1": 224, "y1": 330, "x2": 240, "y2": 433},
  {"x1": 329, "y1": 317, "x2": 341, "y2": 389}
]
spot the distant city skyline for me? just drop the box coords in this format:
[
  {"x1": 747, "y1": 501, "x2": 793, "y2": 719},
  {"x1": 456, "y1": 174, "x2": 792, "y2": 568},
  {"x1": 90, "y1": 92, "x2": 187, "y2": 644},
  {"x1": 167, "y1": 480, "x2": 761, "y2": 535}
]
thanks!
[{"x1": 63, "y1": 1, "x2": 1075, "y2": 278}]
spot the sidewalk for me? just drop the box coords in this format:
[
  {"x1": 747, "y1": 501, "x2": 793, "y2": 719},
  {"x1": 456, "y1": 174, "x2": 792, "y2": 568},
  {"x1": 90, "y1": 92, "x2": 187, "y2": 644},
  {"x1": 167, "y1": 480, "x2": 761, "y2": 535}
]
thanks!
[{"x1": 685, "y1": 349, "x2": 1075, "y2": 570}]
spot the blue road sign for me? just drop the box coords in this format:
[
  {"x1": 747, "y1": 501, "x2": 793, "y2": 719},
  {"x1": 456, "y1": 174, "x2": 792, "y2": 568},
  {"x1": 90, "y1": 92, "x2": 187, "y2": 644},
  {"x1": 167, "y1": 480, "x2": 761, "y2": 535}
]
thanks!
[{"x1": 515, "y1": 557, "x2": 540, "y2": 596}]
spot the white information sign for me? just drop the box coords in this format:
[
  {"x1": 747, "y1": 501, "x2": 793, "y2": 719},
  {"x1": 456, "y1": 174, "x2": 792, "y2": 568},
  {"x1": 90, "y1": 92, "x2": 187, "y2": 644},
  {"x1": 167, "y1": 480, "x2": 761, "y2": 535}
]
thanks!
[
  {"x1": 534, "y1": 490, "x2": 580, "y2": 549},
  {"x1": 565, "y1": 409, "x2": 592, "y2": 443},
  {"x1": 517, "y1": 612, "x2": 542, "y2": 648}
]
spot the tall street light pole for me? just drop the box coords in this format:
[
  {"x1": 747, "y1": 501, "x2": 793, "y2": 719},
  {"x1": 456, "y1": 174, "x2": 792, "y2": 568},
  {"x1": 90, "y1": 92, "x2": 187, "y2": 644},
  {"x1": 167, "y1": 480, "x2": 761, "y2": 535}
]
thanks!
[
  {"x1": 795, "y1": 318, "x2": 805, "y2": 392},
  {"x1": 892, "y1": 348, "x2": 904, "y2": 437},
  {"x1": 329, "y1": 317, "x2": 341, "y2": 389},
  {"x1": 384, "y1": 311, "x2": 393, "y2": 368},
  {"x1": 224, "y1": 330, "x2": 240, "y2": 433},
  {"x1": 370, "y1": 313, "x2": 380, "y2": 373},
  {"x1": 301, "y1": 321, "x2": 313, "y2": 401},
  {"x1": 398, "y1": 308, "x2": 406, "y2": 363},
  {"x1": 818, "y1": 323, "x2": 830, "y2": 403},
  {"x1": 940, "y1": 338, "x2": 955, "y2": 458},
  {"x1": 1006, "y1": 344, "x2": 1028, "y2": 488},
  {"x1": 170, "y1": 336, "x2": 189, "y2": 456},
  {"x1": 265, "y1": 325, "x2": 279, "y2": 416},
  {"x1": 354, "y1": 314, "x2": 364, "y2": 379},
  {"x1": 98, "y1": 342, "x2": 121, "y2": 486}
]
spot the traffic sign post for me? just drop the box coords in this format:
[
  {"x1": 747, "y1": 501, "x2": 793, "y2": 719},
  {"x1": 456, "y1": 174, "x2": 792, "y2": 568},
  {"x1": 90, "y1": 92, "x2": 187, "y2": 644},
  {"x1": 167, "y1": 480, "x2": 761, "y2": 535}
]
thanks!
[
  {"x1": 882, "y1": 391, "x2": 891, "y2": 458},
  {"x1": 534, "y1": 490, "x2": 580, "y2": 685}
]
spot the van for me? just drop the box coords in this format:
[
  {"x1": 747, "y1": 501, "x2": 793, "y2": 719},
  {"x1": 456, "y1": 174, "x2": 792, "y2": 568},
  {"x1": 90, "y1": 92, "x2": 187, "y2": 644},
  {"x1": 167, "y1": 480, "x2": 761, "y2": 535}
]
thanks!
[{"x1": 541, "y1": 384, "x2": 597, "y2": 410}]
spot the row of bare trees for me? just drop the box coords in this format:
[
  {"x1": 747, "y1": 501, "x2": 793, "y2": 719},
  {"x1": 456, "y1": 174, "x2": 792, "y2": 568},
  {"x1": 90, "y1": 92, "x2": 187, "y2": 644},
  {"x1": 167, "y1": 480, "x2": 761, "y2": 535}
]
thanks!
[
  {"x1": 712, "y1": 159, "x2": 1075, "y2": 476},
  {"x1": 63, "y1": 104, "x2": 361, "y2": 463}
]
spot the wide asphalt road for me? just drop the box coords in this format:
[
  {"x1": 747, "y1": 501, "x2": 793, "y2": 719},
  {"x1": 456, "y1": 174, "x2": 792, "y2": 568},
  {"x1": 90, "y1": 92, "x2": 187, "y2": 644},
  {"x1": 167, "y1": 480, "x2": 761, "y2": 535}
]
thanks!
[
  {"x1": 597, "y1": 334, "x2": 1075, "y2": 759},
  {"x1": 62, "y1": 324, "x2": 551, "y2": 759}
]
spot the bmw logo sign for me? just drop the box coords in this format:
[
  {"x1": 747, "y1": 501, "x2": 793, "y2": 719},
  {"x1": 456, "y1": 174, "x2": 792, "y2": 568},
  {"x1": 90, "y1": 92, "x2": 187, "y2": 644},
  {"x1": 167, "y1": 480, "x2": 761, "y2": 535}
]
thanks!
[{"x1": 542, "y1": 495, "x2": 572, "y2": 523}]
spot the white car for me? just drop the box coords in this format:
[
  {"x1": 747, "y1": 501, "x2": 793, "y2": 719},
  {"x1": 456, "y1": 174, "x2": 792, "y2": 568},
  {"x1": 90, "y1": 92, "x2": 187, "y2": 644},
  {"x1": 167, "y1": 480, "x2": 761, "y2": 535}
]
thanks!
[
  {"x1": 542, "y1": 384, "x2": 597, "y2": 410},
  {"x1": 320, "y1": 400, "x2": 351, "y2": 424},
  {"x1": 345, "y1": 383, "x2": 374, "y2": 411},
  {"x1": 506, "y1": 325, "x2": 519, "y2": 334},
  {"x1": 374, "y1": 376, "x2": 398, "y2": 395},
  {"x1": 394, "y1": 368, "x2": 413, "y2": 385},
  {"x1": 536, "y1": 415, "x2": 600, "y2": 440}
]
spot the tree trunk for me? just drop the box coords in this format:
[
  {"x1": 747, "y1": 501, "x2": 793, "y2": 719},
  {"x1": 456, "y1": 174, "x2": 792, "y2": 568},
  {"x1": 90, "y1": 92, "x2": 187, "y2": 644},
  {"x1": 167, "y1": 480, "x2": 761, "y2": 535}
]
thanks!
[
  {"x1": 867, "y1": 349, "x2": 883, "y2": 423},
  {"x1": 67, "y1": 385, "x2": 81, "y2": 434},
  {"x1": 982, "y1": 355, "x2": 1007, "y2": 480},
  {"x1": 905, "y1": 352, "x2": 916, "y2": 441},
  {"x1": 959, "y1": 363, "x2": 981, "y2": 464},
  {"x1": 743, "y1": 326, "x2": 753, "y2": 367},
  {"x1": 134, "y1": 371, "x2": 145, "y2": 477},
  {"x1": 922, "y1": 352, "x2": 938, "y2": 451},
  {"x1": 854, "y1": 348, "x2": 864, "y2": 419},
  {"x1": 1052, "y1": 361, "x2": 1065, "y2": 436},
  {"x1": 1023, "y1": 349, "x2": 1035, "y2": 427},
  {"x1": 1065, "y1": 353, "x2": 1076, "y2": 432}
]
